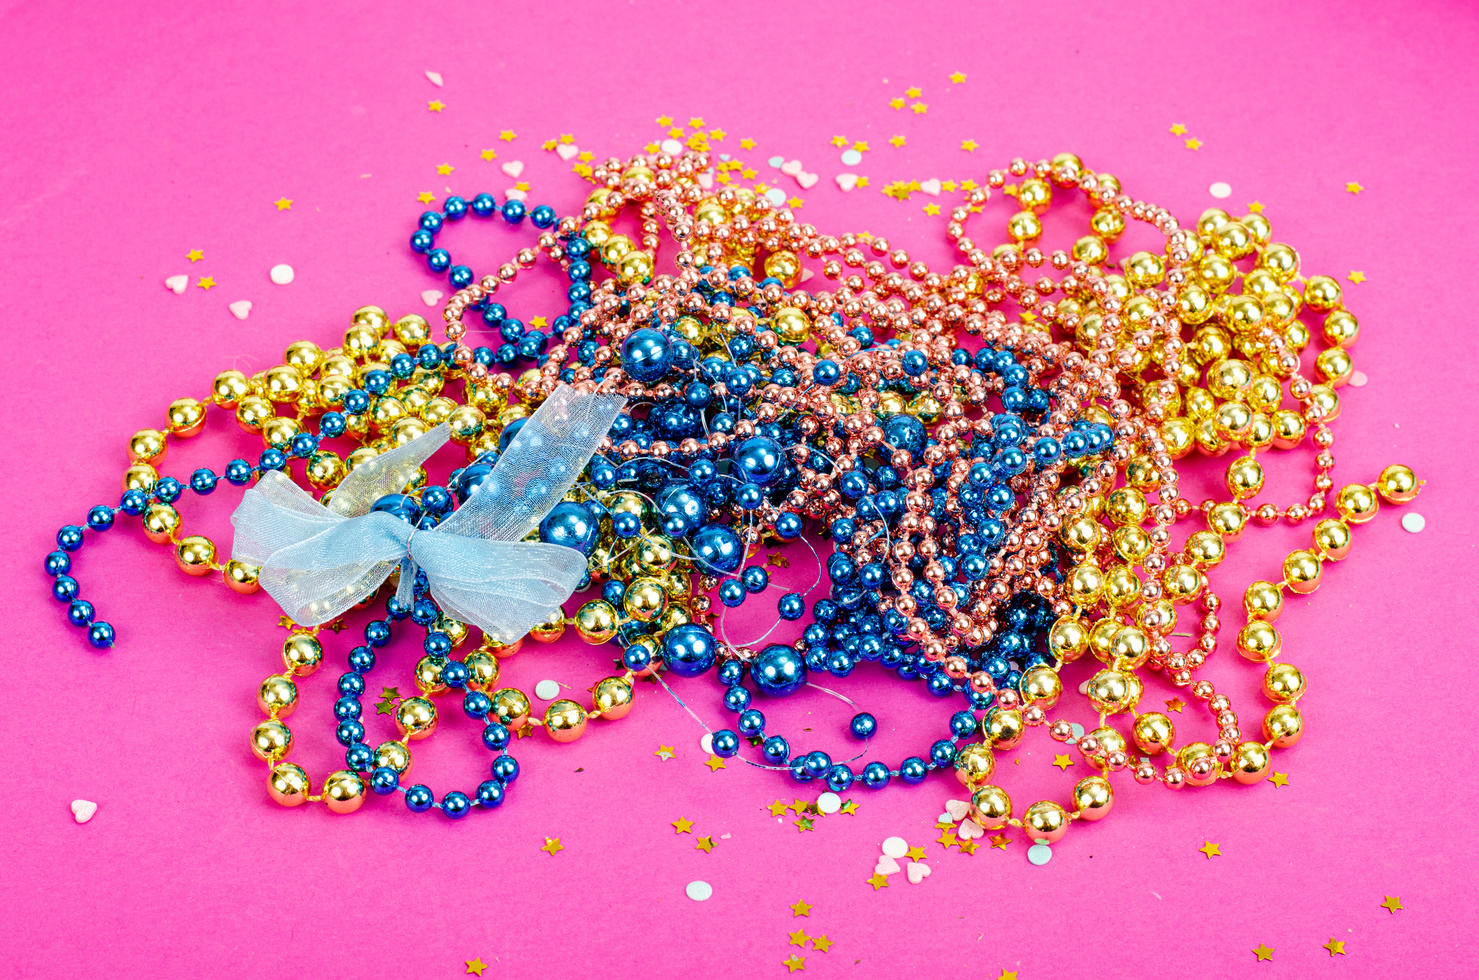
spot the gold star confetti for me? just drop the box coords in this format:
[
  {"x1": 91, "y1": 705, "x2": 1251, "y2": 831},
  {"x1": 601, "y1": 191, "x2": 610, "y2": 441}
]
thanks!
[
  {"x1": 790, "y1": 900, "x2": 812, "y2": 916},
  {"x1": 499, "y1": 130, "x2": 517, "y2": 142},
  {"x1": 655, "y1": 744, "x2": 675, "y2": 761},
  {"x1": 996, "y1": 972, "x2": 1018, "y2": 980},
  {"x1": 856, "y1": 177, "x2": 870, "y2": 189},
  {"x1": 765, "y1": 551, "x2": 790, "y2": 568},
  {"x1": 695, "y1": 836, "x2": 715, "y2": 853},
  {"x1": 853, "y1": 140, "x2": 869, "y2": 152},
  {"x1": 324, "y1": 620, "x2": 347, "y2": 634},
  {"x1": 961, "y1": 139, "x2": 979, "y2": 152},
  {"x1": 688, "y1": 116, "x2": 705, "y2": 128},
  {"x1": 905, "y1": 86, "x2": 921, "y2": 98},
  {"x1": 1185, "y1": 138, "x2": 1203, "y2": 150},
  {"x1": 1270, "y1": 772, "x2": 1289, "y2": 787},
  {"x1": 480, "y1": 149, "x2": 497, "y2": 161},
  {"x1": 866, "y1": 873, "x2": 890, "y2": 890},
  {"x1": 789, "y1": 799, "x2": 809, "y2": 815},
  {"x1": 1252, "y1": 944, "x2": 1273, "y2": 962},
  {"x1": 668, "y1": 126, "x2": 684, "y2": 138},
  {"x1": 794, "y1": 816, "x2": 815, "y2": 832},
  {"x1": 1347, "y1": 181, "x2": 1364, "y2": 194},
  {"x1": 541, "y1": 837, "x2": 563, "y2": 855},
  {"x1": 788, "y1": 929, "x2": 809, "y2": 947},
  {"x1": 573, "y1": 164, "x2": 592, "y2": 179},
  {"x1": 672, "y1": 817, "x2": 693, "y2": 834},
  {"x1": 811, "y1": 935, "x2": 832, "y2": 953},
  {"x1": 1248, "y1": 201, "x2": 1264, "y2": 213},
  {"x1": 1199, "y1": 841, "x2": 1222, "y2": 859},
  {"x1": 937, "y1": 830, "x2": 959, "y2": 848},
  {"x1": 514, "y1": 723, "x2": 534, "y2": 739},
  {"x1": 935, "y1": 820, "x2": 953, "y2": 831},
  {"x1": 742, "y1": 167, "x2": 757, "y2": 179},
  {"x1": 709, "y1": 128, "x2": 726, "y2": 141},
  {"x1": 186, "y1": 249, "x2": 203, "y2": 262},
  {"x1": 427, "y1": 99, "x2": 445, "y2": 112},
  {"x1": 959, "y1": 839, "x2": 979, "y2": 855},
  {"x1": 1169, "y1": 123, "x2": 1187, "y2": 135},
  {"x1": 1166, "y1": 698, "x2": 1185, "y2": 713},
  {"x1": 889, "y1": 97, "x2": 906, "y2": 110},
  {"x1": 542, "y1": 139, "x2": 557, "y2": 151},
  {"x1": 529, "y1": 315, "x2": 547, "y2": 329},
  {"x1": 888, "y1": 135, "x2": 906, "y2": 148},
  {"x1": 197, "y1": 276, "x2": 216, "y2": 290},
  {"x1": 949, "y1": 71, "x2": 967, "y2": 84},
  {"x1": 274, "y1": 197, "x2": 293, "y2": 210},
  {"x1": 1381, "y1": 895, "x2": 1403, "y2": 913},
  {"x1": 830, "y1": 135, "x2": 848, "y2": 147},
  {"x1": 515, "y1": 181, "x2": 530, "y2": 192},
  {"x1": 559, "y1": 133, "x2": 574, "y2": 144},
  {"x1": 769, "y1": 800, "x2": 789, "y2": 817},
  {"x1": 922, "y1": 203, "x2": 941, "y2": 215},
  {"x1": 911, "y1": 102, "x2": 929, "y2": 114},
  {"x1": 788, "y1": 196, "x2": 804, "y2": 208},
  {"x1": 961, "y1": 179, "x2": 978, "y2": 190},
  {"x1": 277, "y1": 615, "x2": 296, "y2": 630},
  {"x1": 1053, "y1": 754, "x2": 1073, "y2": 771},
  {"x1": 904, "y1": 846, "x2": 926, "y2": 861},
  {"x1": 436, "y1": 163, "x2": 454, "y2": 175},
  {"x1": 466, "y1": 958, "x2": 487, "y2": 976},
  {"x1": 705, "y1": 755, "x2": 726, "y2": 772},
  {"x1": 1324, "y1": 939, "x2": 1345, "y2": 956},
  {"x1": 644, "y1": 142, "x2": 659, "y2": 153},
  {"x1": 740, "y1": 137, "x2": 756, "y2": 149},
  {"x1": 990, "y1": 834, "x2": 1009, "y2": 849},
  {"x1": 417, "y1": 191, "x2": 436, "y2": 204},
  {"x1": 578, "y1": 151, "x2": 593, "y2": 162},
  {"x1": 840, "y1": 800, "x2": 859, "y2": 814},
  {"x1": 656, "y1": 115, "x2": 673, "y2": 127},
  {"x1": 782, "y1": 955, "x2": 806, "y2": 973},
  {"x1": 1348, "y1": 271, "x2": 1367, "y2": 283}
]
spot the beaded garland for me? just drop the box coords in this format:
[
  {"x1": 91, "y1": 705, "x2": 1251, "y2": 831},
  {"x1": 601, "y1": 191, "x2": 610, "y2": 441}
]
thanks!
[{"x1": 51, "y1": 147, "x2": 1422, "y2": 842}]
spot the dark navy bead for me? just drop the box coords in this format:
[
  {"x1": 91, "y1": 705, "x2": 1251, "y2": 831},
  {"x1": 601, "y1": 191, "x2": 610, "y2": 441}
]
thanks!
[
  {"x1": 258, "y1": 449, "x2": 287, "y2": 472},
  {"x1": 491, "y1": 754, "x2": 520, "y2": 783},
  {"x1": 483, "y1": 723, "x2": 511, "y2": 751},
  {"x1": 154, "y1": 477, "x2": 183, "y2": 503},
  {"x1": 476, "y1": 780, "x2": 506, "y2": 808},
  {"x1": 712, "y1": 729, "x2": 740, "y2": 757},
  {"x1": 120, "y1": 488, "x2": 150, "y2": 514},
  {"x1": 370, "y1": 767, "x2": 400, "y2": 795},
  {"x1": 850, "y1": 712, "x2": 877, "y2": 740},
  {"x1": 722, "y1": 685, "x2": 752, "y2": 713},
  {"x1": 57, "y1": 526, "x2": 84, "y2": 552},
  {"x1": 189, "y1": 468, "x2": 218, "y2": 494},
  {"x1": 899, "y1": 757, "x2": 929, "y2": 783},
  {"x1": 621, "y1": 645, "x2": 652, "y2": 672},
  {"x1": 718, "y1": 580, "x2": 745, "y2": 607},
  {"x1": 337, "y1": 672, "x2": 366, "y2": 697},
  {"x1": 463, "y1": 691, "x2": 492, "y2": 719},
  {"x1": 88, "y1": 622, "x2": 115, "y2": 649},
  {"x1": 788, "y1": 757, "x2": 814, "y2": 783},
  {"x1": 348, "y1": 646, "x2": 375, "y2": 673},
  {"x1": 405, "y1": 784, "x2": 435, "y2": 812},
  {"x1": 531, "y1": 204, "x2": 556, "y2": 228},
  {"x1": 289, "y1": 433, "x2": 317, "y2": 458},
  {"x1": 716, "y1": 660, "x2": 744, "y2": 686},
  {"x1": 426, "y1": 248, "x2": 451, "y2": 272}
]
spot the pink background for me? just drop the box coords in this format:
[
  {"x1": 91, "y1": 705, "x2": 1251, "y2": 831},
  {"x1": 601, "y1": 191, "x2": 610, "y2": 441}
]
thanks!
[{"x1": 2, "y1": 1, "x2": 1476, "y2": 977}]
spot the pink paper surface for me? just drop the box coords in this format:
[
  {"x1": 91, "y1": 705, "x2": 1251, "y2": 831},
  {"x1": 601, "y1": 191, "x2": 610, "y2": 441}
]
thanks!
[{"x1": 2, "y1": 1, "x2": 1476, "y2": 977}]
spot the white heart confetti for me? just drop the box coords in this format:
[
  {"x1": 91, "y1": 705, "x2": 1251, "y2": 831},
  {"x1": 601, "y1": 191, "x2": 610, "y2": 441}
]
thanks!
[
  {"x1": 796, "y1": 172, "x2": 819, "y2": 190},
  {"x1": 874, "y1": 854, "x2": 901, "y2": 876},
  {"x1": 840, "y1": 148, "x2": 863, "y2": 167},
  {"x1": 958, "y1": 818, "x2": 985, "y2": 840},
  {"x1": 421, "y1": 290, "x2": 443, "y2": 306},
  {"x1": 1402, "y1": 513, "x2": 1426, "y2": 533},
  {"x1": 534, "y1": 679, "x2": 560, "y2": 700},
  {"x1": 881, "y1": 836, "x2": 908, "y2": 859},
  {"x1": 660, "y1": 139, "x2": 683, "y2": 156},
  {"x1": 945, "y1": 799, "x2": 971, "y2": 821},
  {"x1": 164, "y1": 275, "x2": 188, "y2": 294},
  {"x1": 906, "y1": 861, "x2": 931, "y2": 884},
  {"x1": 767, "y1": 156, "x2": 785, "y2": 168},
  {"x1": 1027, "y1": 843, "x2": 1053, "y2": 866},
  {"x1": 919, "y1": 178, "x2": 943, "y2": 197},
  {"x1": 501, "y1": 160, "x2": 525, "y2": 178},
  {"x1": 835, "y1": 173, "x2": 859, "y2": 192},
  {"x1": 505, "y1": 188, "x2": 527, "y2": 202},
  {"x1": 269, "y1": 264, "x2": 294, "y2": 285},
  {"x1": 71, "y1": 800, "x2": 97, "y2": 823},
  {"x1": 697, "y1": 170, "x2": 714, "y2": 190},
  {"x1": 800, "y1": 269, "x2": 814, "y2": 282},
  {"x1": 780, "y1": 160, "x2": 803, "y2": 177},
  {"x1": 556, "y1": 144, "x2": 580, "y2": 161},
  {"x1": 425, "y1": 70, "x2": 443, "y2": 87},
  {"x1": 228, "y1": 300, "x2": 252, "y2": 320}
]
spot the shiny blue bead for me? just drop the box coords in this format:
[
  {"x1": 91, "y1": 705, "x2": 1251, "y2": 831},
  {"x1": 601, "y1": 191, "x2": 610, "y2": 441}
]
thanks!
[
  {"x1": 929, "y1": 740, "x2": 957, "y2": 766},
  {"x1": 258, "y1": 449, "x2": 287, "y2": 472},
  {"x1": 812, "y1": 359, "x2": 841, "y2": 386},
  {"x1": 712, "y1": 729, "x2": 740, "y2": 757},
  {"x1": 289, "y1": 433, "x2": 317, "y2": 458},
  {"x1": 722, "y1": 685, "x2": 751, "y2": 713},
  {"x1": 426, "y1": 248, "x2": 451, "y2": 272},
  {"x1": 733, "y1": 436, "x2": 785, "y2": 486},
  {"x1": 600, "y1": 580, "x2": 626, "y2": 607},
  {"x1": 471, "y1": 193, "x2": 497, "y2": 216},
  {"x1": 899, "y1": 757, "x2": 928, "y2": 783},
  {"x1": 827, "y1": 651, "x2": 855, "y2": 678},
  {"x1": 950, "y1": 711, "x2": 977, "y2": 738},
  {"x1": 443, "y1": 195, "x2": 467, "y2": 219},
  {"x1": 491, "y1": 754, "x2": 520, "y2": 783},
  {"x1": 926, "y1": 672, "x2": 955, "y2": 697},
  {"x1": 86, "y1": 506, "x2": 114, "y2": 531},
  {"x1": 621, "y1": 328, "x2": 673, "y2": 383},
  {"x1": 333, "y1": 696, "x2": 362, "y2": 721},
  {"x1": 483, "y1": 723, "x2": 511, "y2": 751},
  {"x1": 370, "y1": 767, "x2": 399, "y2": 795},
  {"x1": 540, "y1": 501, "x2": 598, "y2": 554},
  {"x1": 788, "y1": 757, "x2": 814, "y2": 783},
  {"x1": 850, "y1": 712, "x2": 877, "y2": 740},
  {"x1": 422, "y1": 632, "x2": 452, "y2": 657},
  {"x1": 612, "y1": 510, "x2": 642, "y2": 539},
  {"x1": 449, "y1": 265, "x2": 473, "y2": 288},
  {"x1": 337, "y1": 672, "x2": 366, "y2": 697},
  {"x1": 741, "y1": 566, "x2": 769, "y2": 593},
  {"x1": 621, "y1": 645, "x2": 651, "y2": 672},
  {"x1": 335, "y1": 720, "x2": 365, "y2": 746},
  {"x1": 718, "y1": 660, "x2": 743, "y2": 689},
  {"x1": 751, "y1": 643, "x2": 806, "y2": 697},
  {"x1": 410, "y1": 228, "x2": 434, "y2": 252},
  {"x1": 760, "y1": 735, "x2": 789, "y2": 763},
  {"x1": 370, "y1": 493, "x2": 422, "y2": 525},
  {"x1": 501, "y1": 199, "x2": 526, "y2": 224},
  {"x1": 661, "y1": 623, "x2": 718, "y2": 677},
  {"x1": 57, "y1": 526, "x2": 84, "y2": 552},
  {"x1": 463, "y1": 691, "x2": 492, "y2": 719},
  {"x1": 419, "y1": 485, "x2": 452, "y2": 517},
  {"x1": 154, "y1": 477, "x2": 183, "y2": 503},
  {"x1": 419, "y1": 211, "x2": 443, "y2": 233},
  {"x1": 404, "y1": 784, "x2": 435, "y2": 812},
  {"x1": 348, "y1": 646, "x2": 375, "y2": 673},
  {"x1": 774, "y1": 512, "x2": 803, "y2": 540},
  {"x1": 363, "y1": 620, "x2": 392, "y2": 647},
  {"x1": 901, "y1": 350, "x2": 929, "y2": 377},
  {"x1": 718, "y1": 580, "x2": 745, "y2": 607},
  {"x1": 67, "y1": 599, "x2": 95, "y2": 626},
  {"x1": 345, "y1": 743, "x2": 373, "y2": 772},
  {"x1": 825, "y1": 764, "x2": 854, "y2": 792},
  {"x1": 52, "y1": 575, "x2": 79, "y2": 602},
  {"x1": 189, "y1": 469, "x2": 217, "y2": 494},
  {"x1": 737, "y1": 709, "x2": 766, "y2": 736},
  {"x1": 530, "y1": 204, "x2": 556, "y2": 228},
  {"x1": 224, "y1": 459, "x2": 254, "y2": 485},
  {"x1": 803, "y1": 750, "x2": 832, "y2": 777},
  {"x1": 120, "y1": 488, "x2": 149, "y2": 514},
  {"x1": 441, "y1": 791, "x2": 471, "y2": 819},
  {"x1": 441, "y1": 660, "x2": 470, "y2": 688},
  {"x1": 476, "y1": 780, "x2": 506, "y2": 808},
  {"x1": 777, "y1": 593, "x2": 805, "y2": 621},
  {"x1": 88, "y1": 622, "x2": 115, "y2": 649},
  {"x1": 45, "y1": 550, "x2": 71, "y2": 576}
]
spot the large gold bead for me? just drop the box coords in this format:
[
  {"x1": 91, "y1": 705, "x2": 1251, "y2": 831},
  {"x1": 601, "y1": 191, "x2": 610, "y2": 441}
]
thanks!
[
  {"x1": 1048, "y1": 618, "x2": 1089, "y2": 663},
  {"x1": 1335, "y1": 483, "x2": 1379, "y2": 523},
  {"x1": 1072, "y1": 776, "x2": 1114, "y2": 820},
  {"x1": 258, "y1": 674, "x2": 298, "y2": 716},
  {"x1": 593, "y1": 676, "x2": 635, "y2": 720},
  {"x1": 414, "y1": 655, "x2": 447, "y2": 695},
  {"x1": 1312, "y1": 519, "x2": 1353, "y2": 560},
  {"x1": 1020, "y1": 666, "x2": 1062, "y2": 707},
  {"x1": 174, "y1": 535, "x2": 216, "y2": 576},
  {"x1": 463, "y1": 651, "x2": 500, "y2": 691},
  {"x1": 235, "y1": 394, "x2": 275, "y2": 433},
  {"x1": 575, "y1": 600, "x2": 620, "y2": 644},
  {"x1": 1087, "y1": 618, "x2": 1121, "y2": 663},
  {"x1": 1263, "y1": 662, "x2": 1307, "y2": 702},
  {"x1": 528, "y1": 612, "x2": 567, "y2": 643},
  {"x1": 1178, "y1": 742, "x2": 1221, "y2": 786},
  {"x1": 262, "y1": 364, "x2": 304, "y2": 404},
  {"x1": 395, "y1": 697, "x2": 439, "y2": 740},
  {"x1": 1125, "y1": 250, "x2": 1164, "y2": 288},
  {"x1": 1243, "y1": 581, "x2": 1284, "y2": 621},
  {"x1": 1377, "y1": 464, "x2": 1420, "y2": 503},
  {"x1": 1067, "y1": 563, "x2": 1105, "y2": 604},
  {"x1": 306, "y1": 451, "x2": 347, "y2": 489},
  {"x1": 1133, "y1": 712, "x2": 1175, "y2": 755},
  {"x1": 1023, "y1": 800, "x2": 1069, "y2": 843},
  {"x1": 393, "y1": 313, "x2": 431, "y2": 346},
  {"x1": 251, "y1": 719, "x2": 292, "y2": 761},
  {"x1": 445, "y1": 405, "x2": 485, "y2": 445},
  {"x1": 282, "y1": 633, "x2": 324, "y2": 676},
  {"x1": 1184, "y1": 530, "x2": 1227, "y2": 567},
  {"x1": 1224, "y1": 456, "x2": 1264, "y2": 500},
  {"x1": 267, "y1": 763, "x2": 311, "y2": 806},
  {"x1": 1088, "y1": 669, "x2": 1132, "y2": 713},
  {"x1": 1270, "y1": 409, "x2": 1306, "y2": 449},
  {"x1": 374, "y1": 740, "x2": 412, "y2": 774},
  {"x1": 166, "y1": 397, "x2": 207, "y2": 437},
  {"x1": 1102, "y1": 564, "x2": 1142, "y2": 607},
  {"x1": 491, "y1": 688, "x2": 532, "y2": 728},
  {"x1": 212, "y1": 369, "x2": 250, "y2": 408},
  {"x1": 1110, "y1": 627, "x2": 1150, "y2": 670},
  {"x1": 1105, "y1": 487, "x2": 1148, "y2": 525},
  {"x1": 983, "y1": 707, "x2": 1025, "y2": 750},
  {"x1": 481, "y1": 635, "x2": 523, "y2": 659},
  {"x1": 128, "y1": 428, "x2": 168, "y2": 463},
  {"x1": 1162, "y1": 564, "x2": 1205, "y2": 604},
  {"x1": 323, "y1": 770, "x2": 366, "y2": 814},
  {"x1": 544, "y1": 700, "x2": 588, "y2": 743},
  {"x1": 624, "y1": 579, "x2": 668, "y2": 622},
  {"x1": 634, "y1": 534, "x2": 677, "y2": 573},
  {"x1": 1231, "y1": 741, "x2": 1271, "y2": 784},
  {"x1": 970, "y1": 785, "x2": 1013, "y2": 829},
  {"x1": 953, "y1": 743, "x2": 996, "y2": 787},
  {"x1": 1282, "y1": 550, "x2": 1324, "y2": 594},
  {"x1": 1111, "y1": 525, "x2": 1151, "y2": 563},
  {"x1": 122, "y1": 463, "x2": 159, "y2": 493},
  {"x1": 1008, "y1": 210, "x2": 1043, "y2": 242},
  {"x1": 1237, "y1": 620, "x2": 1282, "y2": 661},
  {"x1": 260, "y1": 416, "x2": 302, "y2": 451},
  {"x1": 1263, "y1": 704, "x2": 1305, "y2": 747}
]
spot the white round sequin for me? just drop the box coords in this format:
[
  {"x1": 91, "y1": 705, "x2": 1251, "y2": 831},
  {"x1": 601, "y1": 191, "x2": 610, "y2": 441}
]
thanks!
[
  {"x1": 1402, "y1": 513, "x2": 1426, "y2": 533},
  {"x1": 840, "y1": 148, "x2": 863, "y2": 166},
  {"x1": 534, "y1": 679, "x2": 561, "y2": 700},
  {"x1": 1027, "y1": 843, "x2": 1053, "y2": 866},
  {"x1": 1209, "y1": 181, "x2": 1232, "y2": 199},
  {"x1": 817, "y1": 792, "x2": 841, "y2": 814},
  {"x1": 270, "y1": 263, "x2": 294, "y2": 285},
  {"x1": 881, "y1": 836, "x2": 908, "y2": 859},
  {"x1": 700, "y1": 732, "x2": 714, "y2": 755},
  {"x1": 1071, "y1": 723, "x2": 1086, "y2": 739},
  {"x1": 1349, "y1": 370, "x2": 1369, "y2": 387},
  {"x1": 764, "y1": 188, "x2": 787, "y2": 205},
  {"x1": 685, "y1": 880, "x2": 713, "y2": 901},
  {"x1": 661, "y1": 139, "x2": 683, "y2": 155}
]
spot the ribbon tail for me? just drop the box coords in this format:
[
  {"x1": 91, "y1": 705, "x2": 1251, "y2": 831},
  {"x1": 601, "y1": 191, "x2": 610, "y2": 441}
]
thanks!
[
  {"x1": 413, "y1": 537, "x2": 588, "y2": 644},
  {"x1": 395, "y1": 557, "x2": 417, "y2": 608}
]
